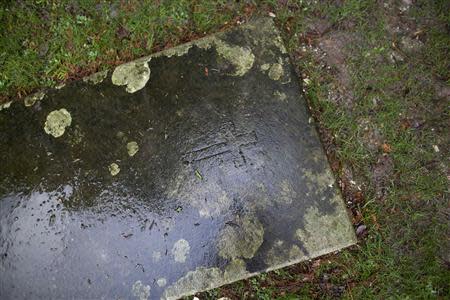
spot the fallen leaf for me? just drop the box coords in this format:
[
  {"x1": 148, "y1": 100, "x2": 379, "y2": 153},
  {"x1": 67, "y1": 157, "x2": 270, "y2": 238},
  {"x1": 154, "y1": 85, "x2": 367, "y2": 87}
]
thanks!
[{"x1": 381, "y1": 143, "x2": 392, "y2": 153}]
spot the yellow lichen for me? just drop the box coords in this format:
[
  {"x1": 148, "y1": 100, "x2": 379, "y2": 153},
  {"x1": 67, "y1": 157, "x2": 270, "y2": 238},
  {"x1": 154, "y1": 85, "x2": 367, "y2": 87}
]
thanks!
[
  {"x1": 0, "y1": 101, "x2": 12, "y2": 111},
  {"x1": 44, "y1": 108, "x2": 72, "y2": 138},
  {"x1": 24, "y1": 91, "x2": 45, "y2": 107},
  {"x1": 295, "y1": 202, "x2": 356, "y2": 254},
  {"x1": 112, "y1": 58, "x2": 151, "y2": 93},
  {"x1": 214, "y1": 39, "x2": 255, "y2": 76},
  {"x1": 127, "y1": 141, "x2": 139, "y2": 157},
  {"x1": 108, "y1": 163, "x2": 120, "y2": 176}
]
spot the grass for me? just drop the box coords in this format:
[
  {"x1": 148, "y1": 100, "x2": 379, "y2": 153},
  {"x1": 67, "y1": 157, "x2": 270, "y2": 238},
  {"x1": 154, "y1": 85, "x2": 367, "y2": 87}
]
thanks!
[{"x1": 1, "y1": 0, "x2": 449, "y2": 298}]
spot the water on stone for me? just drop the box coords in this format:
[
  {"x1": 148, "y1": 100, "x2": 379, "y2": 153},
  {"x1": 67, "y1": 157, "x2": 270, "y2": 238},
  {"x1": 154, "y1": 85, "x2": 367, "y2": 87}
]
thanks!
[{"x1": 0, "y1": 18, "x2": 356, "y2": 300}]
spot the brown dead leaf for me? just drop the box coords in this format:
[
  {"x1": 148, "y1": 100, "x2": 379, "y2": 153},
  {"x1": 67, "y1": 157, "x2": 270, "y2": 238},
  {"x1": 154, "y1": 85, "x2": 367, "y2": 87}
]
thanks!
[{"x1": 381, "y1": 143, "x2": 392, "y2": 153}]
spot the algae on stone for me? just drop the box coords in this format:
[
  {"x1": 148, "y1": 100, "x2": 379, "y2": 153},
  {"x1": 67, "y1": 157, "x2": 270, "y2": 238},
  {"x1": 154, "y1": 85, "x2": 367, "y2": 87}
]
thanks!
[{"x1": 44, "y1": 108, "x2": 72, "y2": 138}]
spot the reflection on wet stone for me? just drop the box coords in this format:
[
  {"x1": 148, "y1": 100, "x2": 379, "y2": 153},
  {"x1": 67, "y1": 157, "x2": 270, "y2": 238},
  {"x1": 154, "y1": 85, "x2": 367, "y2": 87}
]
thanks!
[{"x1": 0, "y1": 17, "x2": 356, "y2": 299}]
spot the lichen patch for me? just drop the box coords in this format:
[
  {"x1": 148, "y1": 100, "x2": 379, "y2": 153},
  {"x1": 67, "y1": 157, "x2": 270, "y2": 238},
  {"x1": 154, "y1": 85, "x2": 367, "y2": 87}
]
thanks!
[
  {"x1": 265, "y1": 240, "x2": 306, "y2": 266},
  {"x1": 260, "y1": 63, "x2": 271, "y2": 71},
  {"x1": 163, "y1": 259, "x2": 248, "y2": 300},
  {"x1": 268, "y1": 63, "x2": 284, "y2": 81},
  {"x1": 157, "y1": 278, "x2": 167, "y2": 287},
  {"x1": 217, "y1": 214, "x2": 264, "y2": 260},
  {"x1": 277, "y1": 179, "x2": 297, "y2": 204},
  {"x1": 127, "y1": 141, "x2": 139, "y2": 157},
  {"x1": 214, "y1": 39, "x2": 255, "y2": 76},
  {"x1": 44, "y1": 108, "x2": 72, "y2": 138},
  {"x1": 0, "y1": 101, "x2": 12, "y2": 111},
  {"x1": 24, "y1": 91, "x2": 45, "y2": 107},
  {"x1": 112, "y1": 58, "x2": 151, "y2": 93},
  {"x1": 171, "y1": 239, "x2": 190, "y2": 263},
  {"x1": 108, "y1": 163, "x2": 120, "y2": 176},
  {"x1": 131, "y1": 280, "x2": 150, "y2": 300},
  {"x1": 295, "y1": 203, "x2": 356, "y2": 254},
  {"x1": 83, "y1": 70, "x2": 108, "y2": 85}
]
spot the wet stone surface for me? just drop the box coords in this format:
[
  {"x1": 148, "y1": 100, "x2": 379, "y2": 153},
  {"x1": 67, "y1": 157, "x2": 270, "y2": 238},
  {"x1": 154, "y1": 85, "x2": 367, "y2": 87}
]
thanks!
[{"x1": 0, "y1": 18, "x2": 355, "y2": 300}]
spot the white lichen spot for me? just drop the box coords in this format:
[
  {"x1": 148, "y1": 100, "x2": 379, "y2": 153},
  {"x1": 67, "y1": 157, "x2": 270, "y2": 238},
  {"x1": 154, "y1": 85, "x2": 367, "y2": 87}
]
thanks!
[
  {"x1": 156, "y1": 278, "x2": 167, "y2": 287},
  {"x1": 112, "y1": 58, "x2": 151, "y2": 93},
  {"x1": 217, "y1": 214, "x2": 264, "y2": 260},
  {"x1": 171, "y1": 239, "x2": 190, "y2": 263},
  {"x1": 214, "y1": 39, "x2": 255, "y2": 76},
  {"x1": 44, "y1": 108, "x2": 72, "y2": 138},
  {"x1": 268, "y1": 63, "x2": 284, "y2": 81},
  {"x1": 83, "y1": 70, "x2": 108, "y2": 85},
  {"x1": 0, "y1": 101, "x2": 12, "y2": 111},
  {"x1": 24, "y1": 91, "x2": 45, "y2": 107},
  {"x1": 127, "y1": 141, "x2": 139, "y2": 157},
  {"x1": 109, "y1": 163, "x2": 120, "y2": 176},
  {"x1": 260, "y1": 63, "x2": 271, "y2": 72},
  {"x1": 131, "y1": 280, "x2": 150, "y2": 300}
]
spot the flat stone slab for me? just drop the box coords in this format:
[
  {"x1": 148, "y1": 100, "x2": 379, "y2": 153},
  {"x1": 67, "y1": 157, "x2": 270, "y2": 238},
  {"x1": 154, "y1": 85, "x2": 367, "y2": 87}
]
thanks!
[{"x1": 0, "y1": 18, "x2": 355, "y2": 300}]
